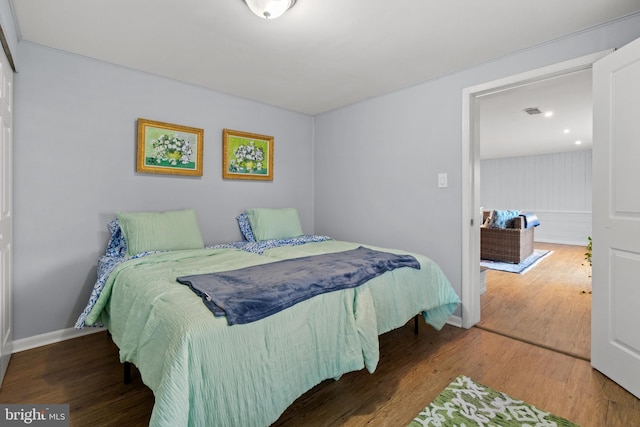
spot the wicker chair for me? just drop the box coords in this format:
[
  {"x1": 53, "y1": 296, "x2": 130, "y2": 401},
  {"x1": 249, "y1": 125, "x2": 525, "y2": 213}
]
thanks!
[{"x1": 481, "y1": 211, "x2": 534, "y2": 264}]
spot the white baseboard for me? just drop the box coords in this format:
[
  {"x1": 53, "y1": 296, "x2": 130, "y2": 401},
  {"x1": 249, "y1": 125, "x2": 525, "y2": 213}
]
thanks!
[
  {"x1": 12, "y1": 326, "x2": 105, "y2": 354},
  {"x1": 535, "y1": 237, "x2": 589, "y2": 246},
  {"x1": 447, "y1": 315, "x2": 463, "y2": 328}
]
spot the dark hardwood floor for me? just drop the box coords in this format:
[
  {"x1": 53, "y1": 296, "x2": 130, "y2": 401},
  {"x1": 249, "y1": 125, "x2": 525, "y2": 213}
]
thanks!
[{"x1": 1, "y1": 318, "x2": 638, "y2": 426}]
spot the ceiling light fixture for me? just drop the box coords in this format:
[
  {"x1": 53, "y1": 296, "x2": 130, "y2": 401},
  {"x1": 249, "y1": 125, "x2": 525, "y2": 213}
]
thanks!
[
  {"x1": 563, "y1": 129, "x2": 570, "y2": 134},
  {"x1": 544, "y1": 111, "x2": 554, "y2": 117},
  {"x1": 575, "y1": 140, "x2": 582, "y2": 145},
  {"x1": 243, "y1": 0, "x2": 296, "y2": 19}
]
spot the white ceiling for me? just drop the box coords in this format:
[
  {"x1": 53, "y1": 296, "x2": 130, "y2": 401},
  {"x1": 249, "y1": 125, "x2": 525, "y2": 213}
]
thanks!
[
  {"x1": 11, "y1": 0, "x2": 640, "y2": 117},
  {"x1": 479, "y1": 69, "x2": 594, "y2": 159},
  {"x1": 10, "y1": 1, "x2": 640, "y2": 159}
]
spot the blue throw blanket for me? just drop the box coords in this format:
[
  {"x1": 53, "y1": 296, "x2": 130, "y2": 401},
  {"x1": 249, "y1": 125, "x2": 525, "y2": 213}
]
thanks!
[
  {"x1": 520, "y1": 212, "x2": 540, "y2": 228},
  {"x1": 176, "y1": 246, "x2": 420, "y2": 325}
]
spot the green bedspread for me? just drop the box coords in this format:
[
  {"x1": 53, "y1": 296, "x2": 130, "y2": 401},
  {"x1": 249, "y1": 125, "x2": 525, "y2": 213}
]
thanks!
[
  {"x1": 85, "y1": 242, "x2": 459, "y2": 427},
  {"x1": 259, "y1": 240, "x2": 460, "y2": 334}
]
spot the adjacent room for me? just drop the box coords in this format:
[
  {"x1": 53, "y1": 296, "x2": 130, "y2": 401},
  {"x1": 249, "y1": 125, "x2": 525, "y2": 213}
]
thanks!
[
  {"x1": 1, "y1": 1, "x2": 640, "y2": 426},
  {"x1": 476, "y1": 71, "x2": 593, "y2": 360}
]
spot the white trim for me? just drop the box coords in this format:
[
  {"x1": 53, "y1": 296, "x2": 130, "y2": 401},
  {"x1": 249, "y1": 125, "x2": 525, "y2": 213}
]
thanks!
[
  {"x1": 460, "y1": 50, "x2": 611, "y2": 329},
  {"x1": 461, "y1": 87, "x2": 480, "y2": 328},
  {"x1": 446, "y1": 315, "x2": 463, "y2": 329},
  {"x1": 12, "y1": 326, "x2": 105, "y2": 354},
  {"x1": 532, "y1": 210, "x2": 592, "y2": 246}
]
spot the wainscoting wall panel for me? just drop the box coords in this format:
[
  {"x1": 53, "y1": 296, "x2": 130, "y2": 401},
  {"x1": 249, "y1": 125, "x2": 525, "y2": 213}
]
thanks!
[
  {"x1": 529, "y1": 210, "x2": 591, "y2": 246},
  {"x1": 481, "y1": 150, "x2": 592, "y2": 246}
]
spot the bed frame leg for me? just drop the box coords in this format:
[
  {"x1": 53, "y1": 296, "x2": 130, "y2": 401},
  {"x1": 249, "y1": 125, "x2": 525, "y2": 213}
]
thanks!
[
  {"x1": 414, "y1": 314, "x2": 419, "y2": 335},
  {"x1": 124, "y1": 362, "x2": 132, "y2": 385}
]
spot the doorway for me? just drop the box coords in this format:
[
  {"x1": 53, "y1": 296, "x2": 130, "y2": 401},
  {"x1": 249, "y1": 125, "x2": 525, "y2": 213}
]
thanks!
[
  {"x1": 471, "y1": 71, "x2": 594, "y2": 358},
  {"x1": 460, "y1": 50, "x2": 611, "y2": 330}
]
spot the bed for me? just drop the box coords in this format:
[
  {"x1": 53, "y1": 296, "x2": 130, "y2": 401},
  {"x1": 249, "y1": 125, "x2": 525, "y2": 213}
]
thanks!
[{"x1": 76, "y1": 208, "x2": 460, "y2": 427}]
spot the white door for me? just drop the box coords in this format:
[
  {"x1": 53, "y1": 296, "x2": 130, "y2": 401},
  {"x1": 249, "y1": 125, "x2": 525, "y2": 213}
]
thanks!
[
  {"x1": 0, "y1": 43, "x2": 12, "y2": 388},
  {"x1": 591, "y1": 36, "x2": 640, "y2": 399}
]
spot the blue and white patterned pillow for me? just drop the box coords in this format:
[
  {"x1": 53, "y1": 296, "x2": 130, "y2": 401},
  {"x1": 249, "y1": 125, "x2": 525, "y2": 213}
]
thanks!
[
  {"x1": 236, "y1": 211, "x2": 257, "y2": 242},
  {"x1": 212, "y1": 234, "x2": 332, "y2": 254},
  {"x1": 106, "y1": 218, "x2": 127, "y2": 257}
]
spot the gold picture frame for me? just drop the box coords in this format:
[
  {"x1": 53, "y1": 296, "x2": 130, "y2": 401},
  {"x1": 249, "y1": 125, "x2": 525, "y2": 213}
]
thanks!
[
  {"x1": 222, "y1": 129, "x2": 273, "y2": 181},
  {"x1": 136, "y1": 118, "x2": 204, "y2": 176}
]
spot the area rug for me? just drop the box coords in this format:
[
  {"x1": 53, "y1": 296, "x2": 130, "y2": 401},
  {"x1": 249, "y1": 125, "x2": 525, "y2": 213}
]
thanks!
[
  {"x1": 408, "y1": 375, "x2": 579, "y2": 427},
  {"x1": 480, "y1": 250, "x2": 551, "y2": 274}
]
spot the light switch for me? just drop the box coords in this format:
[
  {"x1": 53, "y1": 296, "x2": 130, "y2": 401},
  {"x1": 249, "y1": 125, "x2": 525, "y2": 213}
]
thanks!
[{"x1": 438, "y1": 173, "x2": 448, "y2": 188}]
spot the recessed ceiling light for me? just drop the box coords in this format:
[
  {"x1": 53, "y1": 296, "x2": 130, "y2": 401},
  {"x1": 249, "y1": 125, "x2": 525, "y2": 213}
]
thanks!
[
  {"x1": 544, "y1": 111, "x2": 554, "y2": 117},
  {"x1": 575, "y1": 140, "x2": 582, "y2": 145},
  {"x1": 563, "y1": 129, "x2": 570, "y2": 134}
]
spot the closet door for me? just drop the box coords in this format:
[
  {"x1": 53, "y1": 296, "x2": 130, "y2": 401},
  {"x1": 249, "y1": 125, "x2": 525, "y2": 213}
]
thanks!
[{"x1": 0, "y1": 41, "x2": 13, "y2": 388}]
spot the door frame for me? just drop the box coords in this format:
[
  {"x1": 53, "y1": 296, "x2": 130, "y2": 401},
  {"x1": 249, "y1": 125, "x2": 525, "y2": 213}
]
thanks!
[
  {"x1": 0, "y1": 39, "x2": 13, "y2": 388},
  {"x1": 460, "y1": 50, "x2": 611, "y2": 329}
]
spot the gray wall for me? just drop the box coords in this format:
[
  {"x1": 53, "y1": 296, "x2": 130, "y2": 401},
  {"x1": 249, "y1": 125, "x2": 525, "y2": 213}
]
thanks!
[
  {"x1": 481, "y1": 150, "x2": 592, "y2": 245},
  {"x1": 313, "y1": 15, "x2": 640, "y2": 307},
  {"x1": 13, "y1": 42, "x2": 314, "y2": 340}
]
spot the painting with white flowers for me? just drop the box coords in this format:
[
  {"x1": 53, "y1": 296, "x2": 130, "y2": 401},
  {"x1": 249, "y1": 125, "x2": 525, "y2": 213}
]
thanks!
[
  {"x1": 136, "y1": 118, "x2": 204, "y2": 176},
  {"x1": 222, "y1": 129, "x2": 273, "y2": 181}
]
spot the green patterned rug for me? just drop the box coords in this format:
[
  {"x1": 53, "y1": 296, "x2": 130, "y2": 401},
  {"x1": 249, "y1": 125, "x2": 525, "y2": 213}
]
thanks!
[{"x1": 409, "y1": 375, "x2": 580, "y2": 426}]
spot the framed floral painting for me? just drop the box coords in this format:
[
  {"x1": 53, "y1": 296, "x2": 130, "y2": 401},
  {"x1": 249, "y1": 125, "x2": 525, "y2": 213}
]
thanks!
[
  {"x1": 222, "y1": 129, "x2": 273, "y2": 181},
  {"x1": 136, "y1": 118, "x2": 204, "y2": 176}
]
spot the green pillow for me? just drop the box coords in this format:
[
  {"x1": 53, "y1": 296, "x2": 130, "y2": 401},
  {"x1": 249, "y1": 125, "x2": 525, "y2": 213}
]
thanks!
[
  {"x1": 246, "y1": 208, "x2": 304, "y2": 241},
  {"x1": 116, "y1": 209, "x2": 204, "y2": 257}
]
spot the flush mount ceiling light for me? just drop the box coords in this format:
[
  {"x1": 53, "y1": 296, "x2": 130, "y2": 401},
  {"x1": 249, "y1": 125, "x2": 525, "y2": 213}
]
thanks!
[{"x1": 243, "y1": 0, "x2": 296, "y2": 19}]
